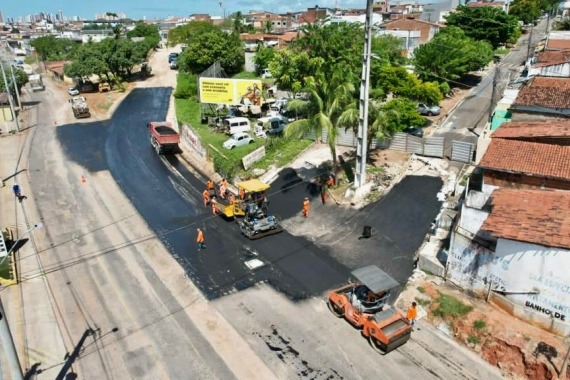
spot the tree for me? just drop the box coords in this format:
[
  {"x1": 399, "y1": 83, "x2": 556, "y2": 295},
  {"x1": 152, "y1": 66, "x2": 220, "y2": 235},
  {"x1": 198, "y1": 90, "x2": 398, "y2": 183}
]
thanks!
[
  {"x1": 268, "y1": 49, "x2": 324, "y2": 93},
  {"x1": 253, "y1": 45, "x2": 276, "y2": 75},
  {"x1": 64, "y1": 43, "x2": 109, "y2": 81},
  {"x1": 509, "y1": 0, "x2": 542, "y2": 25},
  {"x1": 30, "y1": 36, "x2": 77, "y2": 61},
  {"x1": 413, "y1": 27, "x2": 494, "y2": 82},
  {"x1": 264, "y1": 21, "x2": 273, "y2": 33},
  {"x1": 285, "y1": 69, "x2": 355, "y2": 166},
  {"x1": 127, "y1": 22, "x2": 160, "y2": 51},
  {"x1": 178, "y1": 29, "x2": 244, "y2": 76},
  {"x1": 0, "y1": 68, "x2": 28, "y2": 94},
  {"x1": 233, "y1": 11, "x2": 245, "y2": 34},
  {"x1": 168, "y1": 21, "x2": 218, "y2": 46},
  {"x1": 373, "y1": 66, "x2": 443, "y2": 105},
  {"x1": 554, "y1": 19, "x2": 570, "y2": 30},
  {"x1": 445, "y1": 5, "x2": 519, "y2": 48},
  {"x1": 371, "y1": 35, "x2": 407, "y2": 66}
]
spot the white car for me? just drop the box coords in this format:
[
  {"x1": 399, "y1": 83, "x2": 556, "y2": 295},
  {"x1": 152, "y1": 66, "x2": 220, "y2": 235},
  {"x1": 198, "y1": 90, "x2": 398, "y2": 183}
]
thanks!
[
  {"x1": 223, "y1": 132, "x2": 254, "y2": 149},
  {"x1": 261, "y1": 68, "x2": 272, "y2": 78},
  {"x1": 68, "y1": 87, "x2": 80, "y2": 96}
]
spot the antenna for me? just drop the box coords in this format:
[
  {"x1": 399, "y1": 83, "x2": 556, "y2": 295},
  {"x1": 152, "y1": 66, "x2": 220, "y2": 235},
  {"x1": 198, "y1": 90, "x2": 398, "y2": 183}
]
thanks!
[{"x1": 218, "y1": 1, "x2": 224, "y2": 19}]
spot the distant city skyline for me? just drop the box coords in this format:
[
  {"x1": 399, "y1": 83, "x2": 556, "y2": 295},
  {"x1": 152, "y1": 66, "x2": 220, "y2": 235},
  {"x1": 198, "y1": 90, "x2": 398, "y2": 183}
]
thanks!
[{"x1": 1, "y1": 1, "x2": 361, "y2": 21}]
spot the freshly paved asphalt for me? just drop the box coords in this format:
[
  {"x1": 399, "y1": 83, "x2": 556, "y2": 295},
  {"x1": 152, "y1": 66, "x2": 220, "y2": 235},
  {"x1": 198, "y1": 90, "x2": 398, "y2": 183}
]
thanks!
[{"x1": 56, "y1": 88, "x2": 442, "y2": 300}]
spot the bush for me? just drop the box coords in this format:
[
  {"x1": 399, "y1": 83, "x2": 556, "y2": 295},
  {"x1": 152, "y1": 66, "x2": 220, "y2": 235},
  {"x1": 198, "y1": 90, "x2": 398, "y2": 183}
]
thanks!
[
  {"x1": 473, "y1": 319, "x2": 487, "y2": 330},
  {"x1": 213, "y1": 153, "x2": 240, "y2": 180},
  {"x1": 174, "y1": 72, "x2": 198, "y2": 99},
  {"x1": 439, "y1": 82, "x2": 451, "y2": 96},
  {"x1": 414, "y1": 297, "x2": 431, "y2": 307},
  {"x1": 467, "y1": 335, "x2": 480, "y2": 344},
  {"x1": 417, "y1": 286, "x2": 426, "y2": 293},
  {"x1": 433, "y1": 292, "x2": 473, "y2": 319}
]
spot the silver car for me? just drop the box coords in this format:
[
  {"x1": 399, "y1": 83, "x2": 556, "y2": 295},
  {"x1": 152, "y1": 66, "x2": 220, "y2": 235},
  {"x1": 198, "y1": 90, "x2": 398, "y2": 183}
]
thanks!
[
  {"x1": 223, "y1": 132, "x2": 254, "y2": 149},
  {"x1": 417, "y1": 103, "x2": 441, "y2": 116}
]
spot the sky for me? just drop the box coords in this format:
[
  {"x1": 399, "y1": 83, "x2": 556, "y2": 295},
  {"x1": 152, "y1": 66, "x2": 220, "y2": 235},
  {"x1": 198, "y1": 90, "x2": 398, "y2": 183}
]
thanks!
[{"x1": 1, "y1": 0, "x2": 365, "y2": 20}]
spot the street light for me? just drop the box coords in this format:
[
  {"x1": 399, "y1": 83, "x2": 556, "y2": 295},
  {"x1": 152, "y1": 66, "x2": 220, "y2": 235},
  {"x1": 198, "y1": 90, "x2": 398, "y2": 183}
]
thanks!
[{"x1": 0, "y1": 223, "x2": 43, "y2": 265}]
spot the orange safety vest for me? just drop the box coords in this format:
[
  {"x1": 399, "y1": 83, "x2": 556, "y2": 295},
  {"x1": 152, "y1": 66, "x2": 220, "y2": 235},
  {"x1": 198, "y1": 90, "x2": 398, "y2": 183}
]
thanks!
[
  {"x1": 407, "y1": 306, "x2": 417, "y2": 320},
  {"x1": 202, "y1": 189, "x2": 210, "y2": 200},
  {"x1": 196, "y1": 230, "x2": 204, "y2": 243},
  {"x1": 207, "y1": 180, "x2": 214, "y2": 190}
]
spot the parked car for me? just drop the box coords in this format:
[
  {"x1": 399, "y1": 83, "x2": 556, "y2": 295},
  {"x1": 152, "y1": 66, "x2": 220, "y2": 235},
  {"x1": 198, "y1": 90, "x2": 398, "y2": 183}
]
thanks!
[
  {"x1": 261, "y1": 68, "x2": 272, "y2": 78},
  {"x1": 404, "y1": 126, "x2": 424, "y2": 138},
  {"x1": 99, "y1": 82, "x2": 111, "y2": 92},
  {"x1": 168, "y1": 53, "x2": 179, "y2": 63},
  {"x1": 68, "y1": 87, "x2": 80, "y2": 96},
  {"x1": 417, "y1": 103, "x2": 441, "y2": 116},
  {"x1": 170, "y1": 60, "x2": 178, "y2": 70},
  {"x1": 223, "y1": 132, "x2": 254, "y2": 149}
]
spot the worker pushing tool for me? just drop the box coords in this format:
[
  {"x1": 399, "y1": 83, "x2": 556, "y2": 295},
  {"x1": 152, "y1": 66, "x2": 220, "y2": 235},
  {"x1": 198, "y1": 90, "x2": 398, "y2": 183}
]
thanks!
[
  {"x1": 202, "y1": 189, "x2": 210, "y2": 207},
  {"x1": 302, "y1": 197, "x2": 310, "y2": 218},
  {"x1": 196, "y1": 228, "x2": 205, "y2": 250},
  {"x1": 211, "y1": 196, "x2": 218, "y2": 215}
]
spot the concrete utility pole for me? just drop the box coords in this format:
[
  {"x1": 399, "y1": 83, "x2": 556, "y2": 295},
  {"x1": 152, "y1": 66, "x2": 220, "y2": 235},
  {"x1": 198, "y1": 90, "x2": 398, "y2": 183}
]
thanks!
[
  {"x1": 8, "y1": 63, "x2": 22, "y2": 111},
  {"x1": 526, "y1": 26, "x2": 534, "y2": 62},
  {"x1": 354, "y1": 0, "x2": 374, "y2": 188},
  {"x1": 0, "y1": 297, "x2": 24, "y2": 380},
  {"x1": 0, "y1": 59, "x2": 20, "y2": 133},
  {"x1": 488, "y1": 68, "x2": 499, "y2": 122}
]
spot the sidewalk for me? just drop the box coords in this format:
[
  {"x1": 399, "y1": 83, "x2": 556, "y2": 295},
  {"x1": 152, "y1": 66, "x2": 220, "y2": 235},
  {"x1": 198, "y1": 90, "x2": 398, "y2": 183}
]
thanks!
[{"x1": 0, "y1": 97, "x2": 67, "y2": 379}]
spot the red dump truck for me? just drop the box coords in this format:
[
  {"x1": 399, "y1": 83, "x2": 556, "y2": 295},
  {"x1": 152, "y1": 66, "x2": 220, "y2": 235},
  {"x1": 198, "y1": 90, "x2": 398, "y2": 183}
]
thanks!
[{"x1": 148, "y1": 121, "x2": 180, "y2": 154}]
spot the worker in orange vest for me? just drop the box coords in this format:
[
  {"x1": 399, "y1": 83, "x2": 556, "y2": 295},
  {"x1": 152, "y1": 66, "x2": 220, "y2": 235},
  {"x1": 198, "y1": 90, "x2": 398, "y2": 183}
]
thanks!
[
  {"x1": 211, "y1": 197, "x2": 218, "y2": 215},
  {"x1": 219, "y1": 183, "x2": 227, "y2": 199},
  {"x1": 302, "y1": 197, "x2": 310, "y2": 218},
  {"x1": 407, "y1": 301, "x2": 418, "y2": 329},
  {"x1": 196, "y1": 228, "x2": 205, "y2": 250},
  {"x1": 228, "y1": 193, "x2": 236, "y2": 205},
  {"x1": 202, "y1": 189, "x2": 210, "y2": 207},
  {"x1": 239, "y1": 187, "x2": 245, "y2": 200}
]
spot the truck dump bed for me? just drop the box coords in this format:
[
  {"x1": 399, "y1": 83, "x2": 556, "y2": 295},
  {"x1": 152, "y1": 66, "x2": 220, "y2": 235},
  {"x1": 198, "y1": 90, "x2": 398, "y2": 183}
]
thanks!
[{"x1": 148, "y1": 121, "x2": 180, "y2": 154}]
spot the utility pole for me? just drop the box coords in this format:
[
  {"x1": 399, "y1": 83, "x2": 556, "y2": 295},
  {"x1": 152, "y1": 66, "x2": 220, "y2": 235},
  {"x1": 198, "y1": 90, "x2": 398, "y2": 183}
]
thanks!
[
  {"x1": 0, "y1": 59, "x2": 20, "y2": 133},
  {"x1": 526, "y1": 26, "x2": 533, "y2": 62},
  {"x1": 0, "y1": 297, "x2": 24, "y2": 380},
  {"x1": 354, "y1": 0, "x2": 374, "y2": 189},
  {"x1": 8, "y1": 63, "x2": 21, "y2": 111},
  {"x1": 488, "y1": 68, "x2": 499, "y2": 122}
]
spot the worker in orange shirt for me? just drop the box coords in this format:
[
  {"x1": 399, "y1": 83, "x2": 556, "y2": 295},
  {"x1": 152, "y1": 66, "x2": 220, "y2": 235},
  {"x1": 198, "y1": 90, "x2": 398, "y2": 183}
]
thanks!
[
  {"x1": 326, "y1": 175, "x2": 335, "y2": 188},
  {"x1": 207, "y1": 179, "x2": 214, "y2": 190},
  {"x1": 211, "y1": 197, "x2": 218, "y2": 215},
  {"x1": 228, "y1": 193, "x2": 236, "y2": 205},
  {"x1": 239, "y1": 187, "x2": 245, "y2": 200},
  {"x1": 407, "y1": 301, "x2": 418, "y2": 329},
  {"x1": 196, "y1": 228, "x2": 205, "y2": 250},
  {"x1": 219, "y1": 183, "x2": 227, "y2": 199},
  {"x1": 202, "y1": 189, "x2": 210, "y2": 207},
  {"x1": 302, "y1": 197, "x2": 310, "y2": 218}
]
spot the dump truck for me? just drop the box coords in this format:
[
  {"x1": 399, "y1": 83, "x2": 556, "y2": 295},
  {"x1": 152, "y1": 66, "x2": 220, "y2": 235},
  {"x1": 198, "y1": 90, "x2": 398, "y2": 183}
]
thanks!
[
  {"x1": 217, "y1": 179, "x2": 283, "y2": 240},
  {"x1": 327, "y1": 265, "x2": 412, "y2": 354},
  {"x1": 148, "y1": 121, "x2": 180, "y2": 154},
  {"x1": 69, "y1": 96, "x2": 91, "y2": 119}
]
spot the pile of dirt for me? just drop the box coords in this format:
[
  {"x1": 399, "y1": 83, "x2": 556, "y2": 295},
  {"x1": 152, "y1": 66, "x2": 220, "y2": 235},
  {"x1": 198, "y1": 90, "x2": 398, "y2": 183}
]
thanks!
[{"x1": 398, "y1": 277, "x2": 569, "y2": 380}]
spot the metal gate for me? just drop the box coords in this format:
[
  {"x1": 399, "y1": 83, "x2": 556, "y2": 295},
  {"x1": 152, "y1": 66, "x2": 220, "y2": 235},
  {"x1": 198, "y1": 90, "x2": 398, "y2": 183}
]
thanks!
[
  {"x1": 389, "y1": 133, "x2": 444, "y2": 158},
  {"x1": 451, "y1": 141, "x2": 474, "y2": 163}
]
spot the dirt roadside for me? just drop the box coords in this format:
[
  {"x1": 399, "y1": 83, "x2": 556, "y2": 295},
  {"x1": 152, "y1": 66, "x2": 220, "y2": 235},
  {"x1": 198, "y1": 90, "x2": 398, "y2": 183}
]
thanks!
[{"x1": 398, "y1": 271, "x2": 570, "y2": 380}]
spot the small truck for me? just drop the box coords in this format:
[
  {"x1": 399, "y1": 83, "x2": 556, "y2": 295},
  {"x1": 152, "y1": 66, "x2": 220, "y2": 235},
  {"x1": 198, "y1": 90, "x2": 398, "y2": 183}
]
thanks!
[
  {"x1": 327, "y1": 265, "x2": 412, "y2": 354},
  {"x1": 69, "y1": 96, "x2": 91, "y2": 119},
  {"x1": 148, "y1": 121, "x2": 180, "y2": 154}
]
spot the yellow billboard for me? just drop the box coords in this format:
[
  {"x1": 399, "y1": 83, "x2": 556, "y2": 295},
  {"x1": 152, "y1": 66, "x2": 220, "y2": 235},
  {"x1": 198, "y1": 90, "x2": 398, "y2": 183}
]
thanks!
[{"x1": 199, "y1": 78, "x2": 262, "y2": 106}]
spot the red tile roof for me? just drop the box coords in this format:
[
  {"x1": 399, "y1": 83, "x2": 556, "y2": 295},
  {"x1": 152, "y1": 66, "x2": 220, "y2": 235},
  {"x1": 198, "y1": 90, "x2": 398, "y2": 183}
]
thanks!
[
  {"x1": 513, "y1": 76, "x2": 570, "y2": 109},
  {"x1": 546, "y1": 39, "x2": 570, "y2": 50},
  {"x1": 535, "y1": 50, "x2": 570, "y2": 67},
  {"x1": 466, "y1": 1, "x2": 505, "y2": 7},
  {"x1": 492, "y1": 120, "x2": 570, "y2": 139},
  {"x1": 479, "y1": 138, "x2": 570, "y2": 180},
  {"x1": 481, "y1": 189, "x2": 570, "y2": 250}
]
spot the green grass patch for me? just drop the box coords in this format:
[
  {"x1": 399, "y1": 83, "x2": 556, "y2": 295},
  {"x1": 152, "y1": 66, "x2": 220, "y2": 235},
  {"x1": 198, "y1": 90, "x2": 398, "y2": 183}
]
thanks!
[
  {"x1": 367, "y1": 166, "x2": 384, "y2": 174},
  {"x1": 175, "y1": 97, "x2": 313, "y2": 179},
  {"x1": 433, "y1": 292, "x2": 473, "y2": 319},
  {"x1": 24, "y1": 56, "x2": 38, "y2": 65},
  {"x1": 473, "y1": 319, "x2": 487, "y2": 330},
  {"x1": 414, "y1": 297, "x2": 431, "y2": 307},
  {"x1": 494, "y1": 48, "x2": 510, "y2": 55},
  {"x1": 0, "y1": 260, "x2": 11, "y2": 279},
  {"x1": 467, "y1": 335, "x2": 480, "y2": 344},
  {"x1": 232, "y1": 71, "x2": 259, "y2": 79},
  {"x1": 417, "y1": 286, "x2": 426, "y2": 293},
  {"x1": 422, "y1": 269, "x2": 434, "y2": 276}
]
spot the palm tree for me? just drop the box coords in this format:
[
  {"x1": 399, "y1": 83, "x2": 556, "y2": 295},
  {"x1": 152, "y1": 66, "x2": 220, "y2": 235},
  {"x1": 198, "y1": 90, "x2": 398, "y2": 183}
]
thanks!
[
  {"x1": 337, "y1": 97, "x2": 401, "y2": 158},
  {"x1": 285, "y1": 69, "x2": 355, "y2": 167},
  {"x1": 233, "y1": 11, "x2": 244, "y2": 34}
]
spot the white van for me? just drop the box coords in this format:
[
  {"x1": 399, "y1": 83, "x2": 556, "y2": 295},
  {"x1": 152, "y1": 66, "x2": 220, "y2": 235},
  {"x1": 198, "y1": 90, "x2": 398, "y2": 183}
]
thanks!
[{"x1": 223, "y1": 117, "x2": 251, "y2": 135}]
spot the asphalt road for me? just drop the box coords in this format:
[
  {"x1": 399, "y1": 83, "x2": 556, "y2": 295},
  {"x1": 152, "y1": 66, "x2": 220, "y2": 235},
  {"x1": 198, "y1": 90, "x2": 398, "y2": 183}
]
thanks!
[
  {"x1": 56, "y1": 87, "x2": 442, "y2": 302},
  {"x1": 435, "y1": 19, "x2": 548, "y2": 156}
]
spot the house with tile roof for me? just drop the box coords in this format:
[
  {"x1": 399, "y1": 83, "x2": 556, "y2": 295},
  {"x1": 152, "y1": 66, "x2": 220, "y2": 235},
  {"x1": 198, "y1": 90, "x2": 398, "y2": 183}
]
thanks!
[
  {"x1": 445, "y1": 121, "x2": 570, "y2": 336},
  {"x1": 379, "y1": 16, "x2": 441, "y2": 57},
  {"x1": 509, "y1": 76, "x2": 570, "y2": 120},
  {"x1": 529, "y1": 50, "x2": 570, "y2": 78}
]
